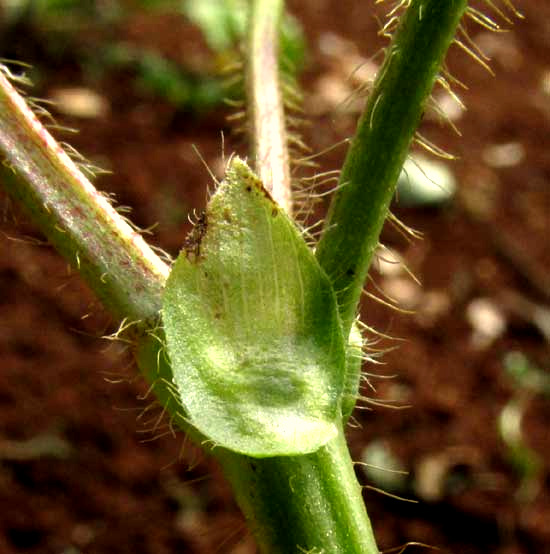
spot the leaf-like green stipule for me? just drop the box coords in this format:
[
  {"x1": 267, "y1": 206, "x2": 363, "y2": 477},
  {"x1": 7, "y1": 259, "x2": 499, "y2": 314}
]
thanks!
[{"x1": 163, "y1": 157, "x2": 346, "y2": 457}]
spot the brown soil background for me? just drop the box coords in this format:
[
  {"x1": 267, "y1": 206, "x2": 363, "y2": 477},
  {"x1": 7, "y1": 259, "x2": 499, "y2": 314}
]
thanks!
[{"x1": 0, "y1": 1, "x2": 549, "y2": 553}]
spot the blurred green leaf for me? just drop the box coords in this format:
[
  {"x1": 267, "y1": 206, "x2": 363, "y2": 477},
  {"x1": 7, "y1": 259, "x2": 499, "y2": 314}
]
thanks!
[{"x1": 181, "y1": 0, "x2": 247, "y2": 52}]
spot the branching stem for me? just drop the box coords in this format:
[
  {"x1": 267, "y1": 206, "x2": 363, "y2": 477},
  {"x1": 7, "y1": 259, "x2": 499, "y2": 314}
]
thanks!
[
  {"x1": 0, "y1": 70, "x2": 168, "y2": 323},
  {"x1": 0, "y1": 2, "x2": 477, "y2": 552},
  {"x1": 316, "y1": 0, "x2": 469, "y2": 336},
  {"x1": 247, "y1": 0, "x2": 293, "y2": 214}
]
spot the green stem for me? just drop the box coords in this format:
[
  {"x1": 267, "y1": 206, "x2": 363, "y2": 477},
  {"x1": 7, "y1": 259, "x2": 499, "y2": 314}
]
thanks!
[
  {"x1": 247, "y1": 0, "x2": 292, "y2": 214},
  {"x1": 0, "y1": 69, "x2": 168, "y2": 322},
  {"x1": 0, "y1": 62, "x2": 375, "y2": 554},
  {"x1": 316, "y1": 0, "x2": 468, "y2": 336},
  {"x1": 0, "y1": 64, "x2": 206, "y2": 472},
  {"x1": 218, "y1": 425, "x2": 378, "y2": 554},
  {"x1": 0, "y1": 3, "x2": 470, "y2": 552}
]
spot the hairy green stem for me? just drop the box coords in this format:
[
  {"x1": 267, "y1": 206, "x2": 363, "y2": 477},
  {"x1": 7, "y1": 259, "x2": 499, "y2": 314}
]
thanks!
[
  {"x1": 316, "y1": 0, "x2": 468, "y2": 336},
  {"x1": 0, "y1": 69, "x2": 168, "y2": 322},
  {"x1": 247, "y1": 0, "x2": 292, "y2": 214},
  {"x1": 218, "y1": 425, "x2": 378, "y2": 554},
  {"x1": 0, "y1": 2, "x2": 472, "y2": 552},
  {"x1": 0, "y1": 65, "x2": 204, "y2": 481},
  {"x1": 0, "y1": 62, "x2": 376, "y2": 554}
]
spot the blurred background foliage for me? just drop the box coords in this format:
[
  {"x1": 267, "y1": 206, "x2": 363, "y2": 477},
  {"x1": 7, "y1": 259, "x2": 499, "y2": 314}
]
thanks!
[{"x1": 0, "y1": 0, "x2": 305, "y2": 113}]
